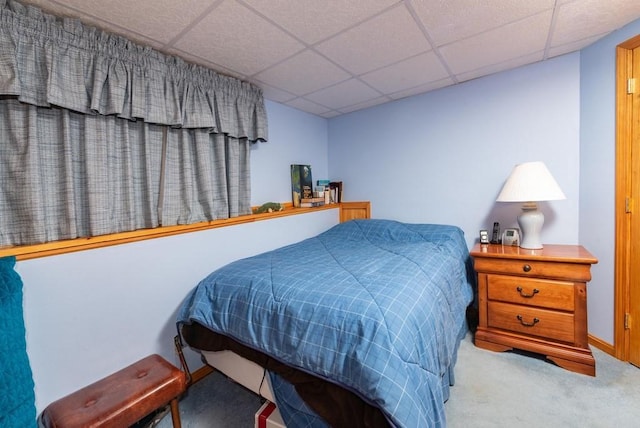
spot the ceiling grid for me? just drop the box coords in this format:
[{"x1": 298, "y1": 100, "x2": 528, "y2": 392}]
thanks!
[{"x1": 18, "y1": 0, "x2": 640, "y2": 117}]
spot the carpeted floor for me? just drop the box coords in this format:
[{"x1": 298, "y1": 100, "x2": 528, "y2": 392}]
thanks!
[
  {"x1": 446, "y1": 334, "x2": 640, "y2": 427},
  {"x1": 155, "y1": 332, "x2": 640, "y2": 427},
  {"x1": 152, "y1": 368, "x2": 262, "y2": 428}
]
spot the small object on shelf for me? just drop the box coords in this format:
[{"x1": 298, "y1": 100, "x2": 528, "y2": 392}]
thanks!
[
  {"x1": 253, "y1": 202, "x2": 284, "y2": 214},
  {"x1": 316, "y1": 179, "x2": 332, "y2": 204}
]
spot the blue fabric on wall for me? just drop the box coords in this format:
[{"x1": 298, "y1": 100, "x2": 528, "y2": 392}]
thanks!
[{"x1": 0, "y1": 256, "x2": 36, "y2": 428}]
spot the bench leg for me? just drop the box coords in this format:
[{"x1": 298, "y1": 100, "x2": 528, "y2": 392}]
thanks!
[{"x1": 170, "y1": 398, "x2": 181, "y2": 428}]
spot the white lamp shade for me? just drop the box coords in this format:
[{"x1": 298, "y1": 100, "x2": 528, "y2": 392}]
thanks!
[
  {"x1": 496, "y1": 161, "x2": 566, "y2": 202},
  {"x1": 496, "y1": 161, "x2": 565, "y2": 249}
]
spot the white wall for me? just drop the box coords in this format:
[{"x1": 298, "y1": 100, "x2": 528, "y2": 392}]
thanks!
[
  {"x1": 18, "y1": 101, "x2": 332, "y2": 413},
  {"x1": 328, "y1": 53, "x2": 581, "y2": 251}
]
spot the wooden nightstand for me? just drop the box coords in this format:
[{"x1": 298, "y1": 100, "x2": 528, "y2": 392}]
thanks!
[{"x1": 470, "y1": 243, "x2": 598, "y2": 376}]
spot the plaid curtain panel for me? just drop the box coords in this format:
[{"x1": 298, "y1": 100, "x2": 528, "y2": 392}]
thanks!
[{"x1": 0, "y1": 0, "x2": 267, "y2": 246}]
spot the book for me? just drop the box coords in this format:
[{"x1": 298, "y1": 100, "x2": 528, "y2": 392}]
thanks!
[
  {"x1": 300, "y1": 197, "x2": 325, "y2": 208},
  {"x1": 329, "y1": 181, "x2": 343, "y2": 203},
  {"x1": 291, "y1": 165, "x2": 313, "y2": 207}
]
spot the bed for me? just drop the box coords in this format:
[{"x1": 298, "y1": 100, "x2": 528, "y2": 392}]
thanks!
[{"x1": 176, "y1": 219, "x2": 474, "y2": 427}]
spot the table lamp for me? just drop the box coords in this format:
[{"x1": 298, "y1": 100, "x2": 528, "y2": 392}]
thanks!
[{"x1": 496, "y1": 161, "x2": 566, "y2": 249}]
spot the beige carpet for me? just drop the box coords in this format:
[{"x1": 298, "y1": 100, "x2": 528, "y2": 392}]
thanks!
[{"x1": 445, "y1": 333, "x2": 640, "y2": 427}]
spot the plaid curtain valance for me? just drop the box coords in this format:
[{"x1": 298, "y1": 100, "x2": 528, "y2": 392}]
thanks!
[{"x1": 0, "y1": 0, "x2": 268, "y2": 141}]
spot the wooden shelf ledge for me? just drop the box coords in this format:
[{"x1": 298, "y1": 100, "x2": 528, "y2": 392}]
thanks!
[
  {"x1": 0, "y1": 203, "x2": 342, "y2": 261},
  {"x1": 0, "y1": 202, "x2": 370, "y2": 261}
]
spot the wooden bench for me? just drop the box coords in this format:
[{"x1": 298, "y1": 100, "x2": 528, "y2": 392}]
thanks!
[{"x1": 40, "y1": 354, "x2": 187, "y2": 428}]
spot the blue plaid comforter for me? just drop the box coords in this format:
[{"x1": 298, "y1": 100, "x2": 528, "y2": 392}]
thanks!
[{"x1": 177, "y1": 219, "x2": 474, "y2": 427}]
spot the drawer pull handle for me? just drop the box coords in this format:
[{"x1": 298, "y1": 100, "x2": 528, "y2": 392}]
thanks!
[
  {"x1": 517, "y1": 315, "x2": 540, "y2": 327},
  {"x1": 522, "y1": 264, "x2": 532, "y2": 272},
  {"x1": 516, "y1": 286, "x2": 539, "y2": 298}
]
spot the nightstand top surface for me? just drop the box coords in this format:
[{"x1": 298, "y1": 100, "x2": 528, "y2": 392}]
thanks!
[{"x1": 470, "y1": 243, "x2": 597, "y2": 264}]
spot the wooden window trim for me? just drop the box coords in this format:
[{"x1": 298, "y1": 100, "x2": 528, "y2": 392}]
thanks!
[{"x1": 0, "y1": 203, "x2": 340, "y2": 261}]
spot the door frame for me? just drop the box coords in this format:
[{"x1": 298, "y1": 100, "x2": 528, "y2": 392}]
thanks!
[{"x1": 615, "y1": 34, "x2": 640, "y2": 361}]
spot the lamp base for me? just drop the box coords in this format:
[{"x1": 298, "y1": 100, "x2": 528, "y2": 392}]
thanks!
[{"x1": 517, "y1": 203, "x2": 544, "y2": 249}]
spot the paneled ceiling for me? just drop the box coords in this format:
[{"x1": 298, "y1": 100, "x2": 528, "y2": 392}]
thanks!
[{"x1": 17, "y1": 0, "x2": 640, "y2": 118}]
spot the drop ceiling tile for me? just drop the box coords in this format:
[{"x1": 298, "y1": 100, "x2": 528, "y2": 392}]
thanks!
[
  {"x1": 551, "y1": 0, "x2": 640, "y2": 46},
  {"x1": 411, "y1": 0, "x2": 554, "y2": 46},
  {"x1": 454, "y1": 51, "x2": 544, "y2": 83},
  {"x1": 173, "y1": 1, "x2": 304, "y2": 76},
  {"x1": 337, "y1": 96, "x2": 392, "y2": 114},
  {"x1": 305, "y1": 79, "x2": 382, "y2": 110},
  {"x1": 26, "y1": 0, "x2": 217, "y2": 44},
  {"x1": 18, "y1": 0, "x2": 81, "y2": 19},
  {"x1": 242, "y1": 0, "x2": 398, "y2": 44},
  {"x1": 315, "y1": 4, "x2": 431, "y2": 75},
  {"x1": 440, "y1": 10, "x2": 552, "y2": 75},
  {"x1": 360, "y1": 51, "x2": 450, "y2": 94},
  {"x1": 547, "y1": 34, "x2": 605, "y2": 59},
  {"x1": 412, "y1": 0, "x2": 555, "y2": 46},
  {"x1": 388, "y1": 78, "x2": 455, "y2": 100},
  {"x1": 165, "y1": 47, "x2": 246, "y2": 77},
  {"x1": 254, "y1": 50, "x2": 351, "y2": 96},
  {"x1": 319, "y1": 110, "x2": 342, "y2": 119},
  {"x1": 284, "y1": 98, "x2": 333, "y2": 116},
  {"x1": 255, "y1": 83, "x2": 297, "y2": 104},
  {"x1": 19, "y1": 0, "x2": 166, "y2": 49}
]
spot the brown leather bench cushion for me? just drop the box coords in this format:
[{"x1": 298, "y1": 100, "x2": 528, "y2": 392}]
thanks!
[{"x1": 40, "y1": 354, "x2": 187, "y2": 428}]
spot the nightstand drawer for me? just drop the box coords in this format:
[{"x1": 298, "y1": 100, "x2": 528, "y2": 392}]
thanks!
[
  {"x1": 473, "y1": 258, "x2": 592, "y2": 282},
  {"x1": 487, "y1": 301, "x2": 575, "y2": 343},
  {"x1": 487, "y1": 275, "x2": 574, "y2": 311}
]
